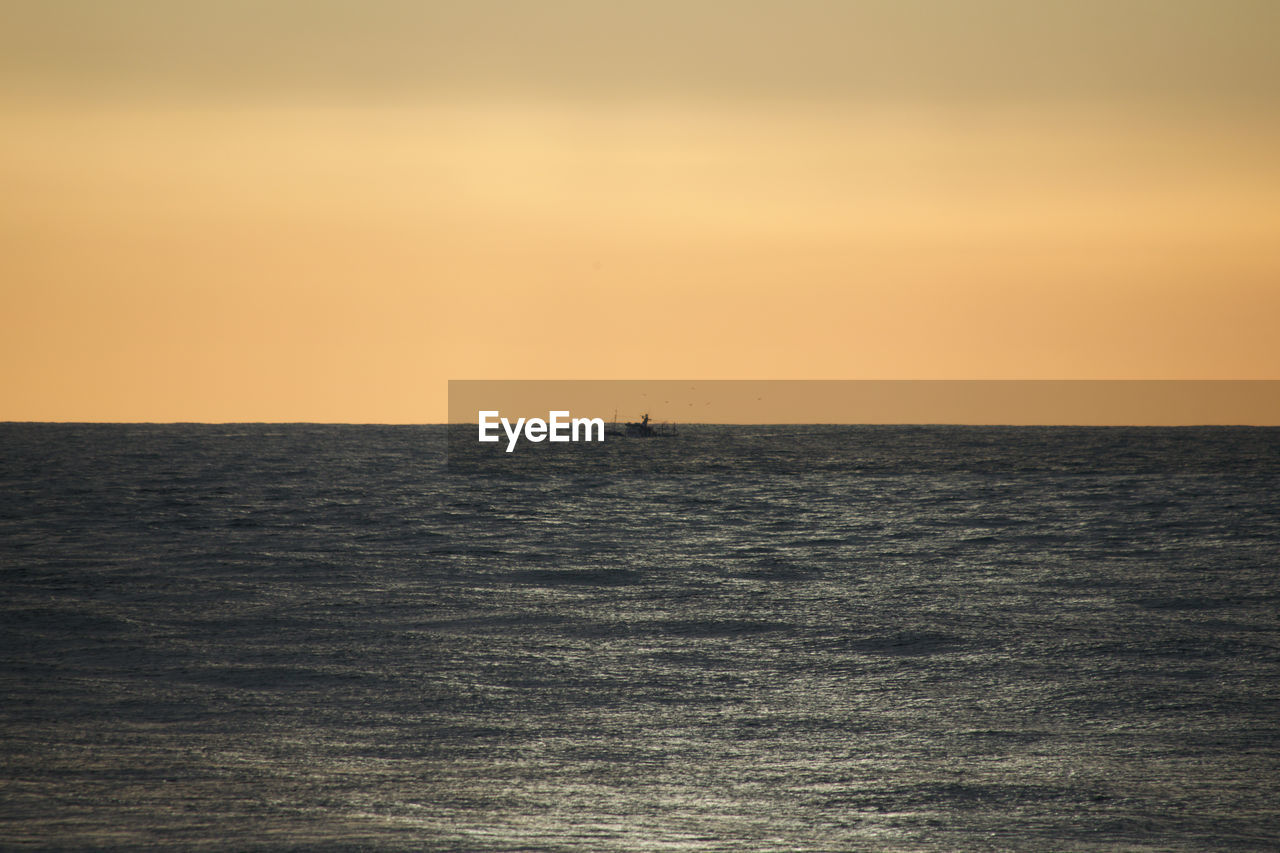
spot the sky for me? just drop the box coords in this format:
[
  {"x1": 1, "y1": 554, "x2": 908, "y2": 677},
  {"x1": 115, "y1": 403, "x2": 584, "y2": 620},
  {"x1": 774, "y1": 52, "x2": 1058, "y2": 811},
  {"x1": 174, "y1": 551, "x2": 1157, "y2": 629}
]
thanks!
[{"x1": 3, "y1": 1, "x2": 1279, "y2": 422}]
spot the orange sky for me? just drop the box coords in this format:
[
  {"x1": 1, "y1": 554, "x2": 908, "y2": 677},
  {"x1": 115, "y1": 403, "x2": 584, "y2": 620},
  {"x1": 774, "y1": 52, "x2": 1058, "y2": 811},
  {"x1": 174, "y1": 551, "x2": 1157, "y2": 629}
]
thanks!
[{"x1": 3, "y1": 2, "x2": 1279, "y2": 422}]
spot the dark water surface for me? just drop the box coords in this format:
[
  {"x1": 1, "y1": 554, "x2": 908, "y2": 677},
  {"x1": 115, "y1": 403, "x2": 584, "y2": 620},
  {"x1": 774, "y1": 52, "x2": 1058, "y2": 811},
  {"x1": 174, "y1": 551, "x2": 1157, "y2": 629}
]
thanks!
[{"x1": 2, "y1": 424, "x2": 1278, "y2": 850}]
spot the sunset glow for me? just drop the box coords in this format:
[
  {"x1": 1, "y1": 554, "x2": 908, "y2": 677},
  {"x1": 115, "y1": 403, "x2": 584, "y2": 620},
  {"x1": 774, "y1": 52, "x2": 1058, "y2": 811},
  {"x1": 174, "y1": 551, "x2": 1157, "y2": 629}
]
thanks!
[{"x1": 3, "y1": 2, "x2": 1278, "y2": 422}]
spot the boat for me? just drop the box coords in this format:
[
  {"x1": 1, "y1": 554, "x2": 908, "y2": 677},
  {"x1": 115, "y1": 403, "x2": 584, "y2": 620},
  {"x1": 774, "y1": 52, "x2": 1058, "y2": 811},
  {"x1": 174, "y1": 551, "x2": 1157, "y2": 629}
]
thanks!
[{"x1": 622, "y1": 413, "x2": 677, "y2": 438}]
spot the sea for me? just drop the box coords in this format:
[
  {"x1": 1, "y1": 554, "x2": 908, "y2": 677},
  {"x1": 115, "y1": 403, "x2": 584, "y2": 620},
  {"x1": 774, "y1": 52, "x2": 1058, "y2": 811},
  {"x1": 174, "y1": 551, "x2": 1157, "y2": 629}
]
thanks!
[{"x1": 1, "y1": 423, "x2": 1278, "y2": 851}]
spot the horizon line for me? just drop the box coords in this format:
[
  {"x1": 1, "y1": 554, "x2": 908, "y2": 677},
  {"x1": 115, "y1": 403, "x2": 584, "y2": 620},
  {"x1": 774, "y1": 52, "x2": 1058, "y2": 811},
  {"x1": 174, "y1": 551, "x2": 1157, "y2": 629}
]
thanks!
[{"x1": 5, "y1": 421, "x2": 1280, "y2": 428}]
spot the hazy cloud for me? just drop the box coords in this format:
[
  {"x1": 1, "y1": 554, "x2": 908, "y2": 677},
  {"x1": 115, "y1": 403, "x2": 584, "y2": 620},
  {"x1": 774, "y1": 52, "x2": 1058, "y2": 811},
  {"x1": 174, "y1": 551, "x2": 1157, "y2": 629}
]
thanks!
[{"x1": 2, "y1": 0, "x2": 1279, "y2": 107}]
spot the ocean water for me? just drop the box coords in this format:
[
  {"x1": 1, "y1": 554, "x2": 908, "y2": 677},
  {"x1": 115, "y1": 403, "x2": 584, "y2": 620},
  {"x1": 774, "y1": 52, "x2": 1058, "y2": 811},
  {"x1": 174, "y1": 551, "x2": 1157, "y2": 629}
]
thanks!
[{"x1": 1, "y1": 423, "x2": 1278, "y2": 851}]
